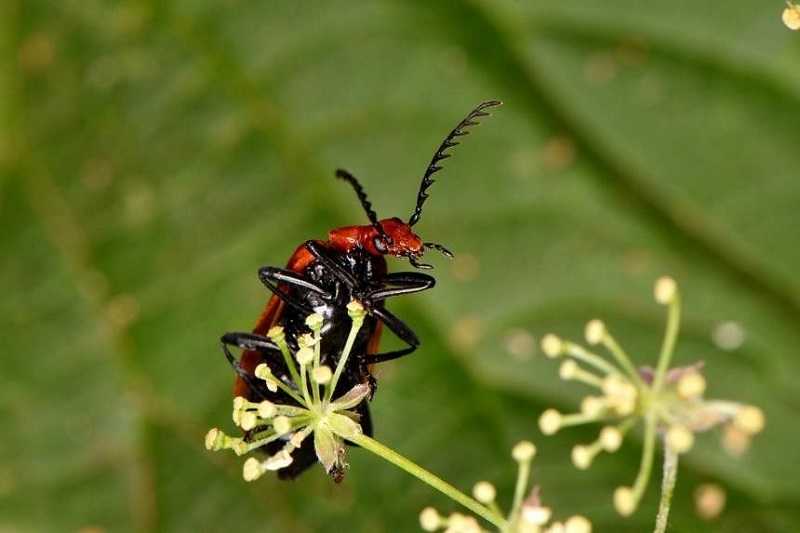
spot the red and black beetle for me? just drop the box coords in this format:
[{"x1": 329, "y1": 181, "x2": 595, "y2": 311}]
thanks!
[{"x1": 222, "y1": 100, "x2": 501, "y2": 480}]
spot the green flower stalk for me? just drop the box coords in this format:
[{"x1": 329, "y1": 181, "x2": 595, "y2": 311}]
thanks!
[
  {"x1": 537, "y1": 277, "x2": 765, "y2": 531},
  {"x1": 418, "y1": 442, "x2": 592, "y2": 533},
  {"x1": 205, "y1": 301, "x2": 371, "y2": 480}
]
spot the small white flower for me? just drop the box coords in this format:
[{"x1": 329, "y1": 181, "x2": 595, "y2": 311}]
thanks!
[{"x1": 206, "y1": 301, "x2": 374, "y2": 483}]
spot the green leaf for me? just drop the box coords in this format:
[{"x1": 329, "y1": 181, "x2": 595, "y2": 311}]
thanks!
[{"x1": 4, "y1": 0, "x2": 800, "y2": 532}]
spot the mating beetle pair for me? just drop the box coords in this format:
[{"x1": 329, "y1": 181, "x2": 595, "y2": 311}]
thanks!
[{"x1": 223, "y1": 100, "x2": 501, "y2": 480}]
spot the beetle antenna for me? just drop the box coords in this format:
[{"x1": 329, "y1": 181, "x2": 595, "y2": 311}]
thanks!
[
  {"x1": 408, "y1": 100, "x2": 502, "y2": 227},
  {"x1": 335, "y1": 169, "x2": 391, "y2": 243},
  {"x1": 424, "y1": 242, "x2": 454, "y2": 259}
]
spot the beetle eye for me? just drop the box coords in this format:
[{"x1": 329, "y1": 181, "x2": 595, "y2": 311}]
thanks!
[{"x1": 373, "y1": 236, "x2": 388, "y2": 253}]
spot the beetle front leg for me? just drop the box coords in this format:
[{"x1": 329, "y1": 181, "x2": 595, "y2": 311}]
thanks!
[
  {"x1": 221, "y1": 339, "x2": 271, "y2": 402},
  {"x1": 366, "y1": 305, "x2": 420, "y2": 364},
  {"x1": 365, "y1": 272, "x2": 435, "y2": 301},
  {"x1": 258, "y1": 265, "x2": 330, "y2": 316}
]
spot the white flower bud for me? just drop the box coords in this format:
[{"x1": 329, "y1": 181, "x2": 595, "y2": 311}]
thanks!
[
  {"x1": 273, "y1": 415, "x2": 291, "y2": 435},
  {"x1": 784, "y1": 4, "x2": 800, "y2": 30},
  {"x1": 580, "y1": 396, "x2": 606, "y2": 417},
  {"x1": 243, "y1": 457, "x2": 263, "y2": 481},
  {"x1": 571, "y1": 445, "x2": 593, "y2": 470},
  {"x1": 559, "y1": 360, "x2": 579, "y2": 380},
  {"x1": 521, "y1": 504, "x2": 552, "y2": 525},
  {"x1": 419, "y1": 507, "x2": 441, "y2": 531},
  {"x1": 541, "y1": 334, "x2": 563, "y2": 358},
  {"x1": 613, "y1": 486, "x2": 636, "y2": 516},
  {"x1": 512, "y1": 441, "x2": 537, "y2": 462},
  {"x1": 599, "y1": 426, "x2": 623, "y2": 452},
  {"x1": 539, "y1": 409, "x2": 562, "y2": 435},
  {"x1": 258, "y1": 400, "x2": 276, "y2": 418},
  {"x1": 654, "y1": 276, "x2": 677, "y2": 305},
  {"x1": 666, "y1": 425, "x2": 695, "y2": 454},
  {"x1": 305, "y1": 313, "x2": 324, "y2": 330},
  {"x1": 295, "y1": 347, "x2": 314, "y2": 366},
  {"x1": 677, "y1": 371, "x2": 706, "y2": 399},
  {"x1": 205, "y1": 428, "x2": 223, "y2": 450},
  {"x1": 311, "y1": 365, "x2": 332, "y2": 384},
  {"x1": 472, "y1": 481, "x2": 496, "y2": 503},
  {"x1": 239, "y1": 411, "x2": 257, "y2": 431},
  {"x1": 734, "y1": 406, "x2": 765, "y2": 434},
  {"x1": 584, "y1": 320, "x2": 606, "y2": 345},
  {"x1": 564, "y1": 515, "x2": 592, "y2": 533}
]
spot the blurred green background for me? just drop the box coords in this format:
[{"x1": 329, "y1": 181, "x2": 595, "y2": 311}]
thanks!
[{"x1": 2, "y1": 1, "x2": 800, "y2": 531}]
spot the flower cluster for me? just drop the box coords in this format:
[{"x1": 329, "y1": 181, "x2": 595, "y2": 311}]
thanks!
[
  {"x1": 419, "y1": 442, "x2": 591, "y2": 533},
  {"x1": 537, "y1": 277, "x2": 764, "y2": 516},
  {"x1": 205, "y1": 301, "x2": 371, "y2": 481}
]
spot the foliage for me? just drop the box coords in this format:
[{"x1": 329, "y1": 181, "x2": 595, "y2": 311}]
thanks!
[{"x1": 2, "y1": 1, "x2": 799, "y2": 531}]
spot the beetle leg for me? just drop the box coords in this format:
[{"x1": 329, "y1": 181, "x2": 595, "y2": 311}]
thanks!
[
  {"x1": 258, "y1": 266, "x2": 326, "y2": 316},
  {"x1": 221, "y1": 331, "x2": 280, "y2": 352},
  {"x1": 220, "y1": 340, "x2": 271, "y2": 402},
  {"x1": 365, "y1": 305, "x2": 420, "y2": 364},
  {"x1": 365, "y1": 272, "x2": 435, "y2": 301},
  {"x1": 303, "y1": 240, "x2": 360, "y2": 289}
]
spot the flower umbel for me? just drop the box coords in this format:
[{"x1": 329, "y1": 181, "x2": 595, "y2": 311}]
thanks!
[
  {"x1": 205, "y1": 301, "x2": 369, "y2": 481},
  {"x1": 419, "y1": 441, "x2": 591, "y2": 533},
  {"x1": 538, "y1": 277, "x2": 764, "y2": 525}
]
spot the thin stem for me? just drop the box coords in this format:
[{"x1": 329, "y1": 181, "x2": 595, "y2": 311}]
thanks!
[
  {"x1": 653, "y1": 294, "x2": 681, "y2": 393},
  {"x1": 631, "y1": 412, "x2": 658, "y2": 508},
  {"x1": 299, "y1": 363, "x2": 312, "y2": 407},
  {"x1": 654, "y1": 446, "x2": 679, "y2": 533},
  {"x1": 274, "y1": 337, "x2": 303, "y2": 391},
  {"x1": 311, "y1": 325, "x2": 322, "y2": 405},
  {"x1": 349, "y1": 433, "x2": 507, "y2": 530},
  {"x1": 326, "y1": 316, "x2": 364, "y2": 404},
  {"x1": 602, "y1": 333, "x2": 645, "y2": 388},
  {"x1": 508, "y1": 458, "x2": 531, "y2": 529},
  {"x1": 272, "y1": 376, "x2": 306, "y2": 406},
  {"x1": 560, "y1": 412, "x2": 607, "y2": 427},
  {"x1": 569, "y1": 366, "x2": 604, "y2": 388},
  {"x1": 564, "y1": 342, "x2": 618, "y2": 374}
]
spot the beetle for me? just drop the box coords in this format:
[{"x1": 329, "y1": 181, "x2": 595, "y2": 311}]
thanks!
[{"x1": 223, "y1": 100, "x2": 501, "y2": 480}]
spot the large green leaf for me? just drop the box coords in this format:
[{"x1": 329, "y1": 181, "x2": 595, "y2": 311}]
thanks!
[{"x1": 3, "y1": 0, "x2": 799, "y2": 531}]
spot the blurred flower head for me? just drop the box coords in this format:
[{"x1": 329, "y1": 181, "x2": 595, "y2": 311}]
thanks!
[{"x1": 538, "y1": 277, "x2": 764, "y2": 516}]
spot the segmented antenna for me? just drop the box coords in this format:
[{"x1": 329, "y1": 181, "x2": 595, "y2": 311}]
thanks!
[
  {"x1": 408, "y1": 100, "x2": 502, "y2": 227},
  {"x1": 335, "y1": 169, "x2": 390, "y2": 242}
]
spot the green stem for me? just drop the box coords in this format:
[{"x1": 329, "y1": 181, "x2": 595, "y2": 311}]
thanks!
[
  {"x1": 508, "y1": 457, "x2": 531, "y2": 530},
  {"x1": 631, "y1": 412, "x2": 658, "y2": 508},
  {"x1": 602, "y1": 334, "x2": 646, "y2": 388},
  {"x1": 654, "y1": 446, "x2": 679, "y2": 533},
  {"x1": 274, "y1": 336, "x2": 303, "y2": 392},
  {"x1": 564, "y1": 343, "x2": 618, "y2": 374},
  {"x1": 653, "y1": 294, "x2": 681, "y2": 393},
  {"x1": 299, "y1": 363, "x2": 312, "y2": 407},
  {"x1": 272, "y1": 375, "x2": 306, "y2": 406},
  {"x1": 312, "y1": 328, "x2": 322, "y2": 405},
  {"x1": 326, "y1": 316, "x2": 363, "y2": 404},
  {"x1": 349, "y1": 433, "x2": 507, "y2": 530}
]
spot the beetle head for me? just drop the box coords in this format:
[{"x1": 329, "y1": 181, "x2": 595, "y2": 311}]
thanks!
[{"x1": 368, "y1": 217, "x2": 452, "y2": 270}]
